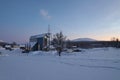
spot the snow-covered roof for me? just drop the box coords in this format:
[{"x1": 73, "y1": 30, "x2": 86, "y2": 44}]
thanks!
[
  {"x1": 30, "y1": 33, "x2": 50, "y2": 39},
  {"x1": 5, "y1": 45, "x2": 11, "y2": 48},
  {"x1": 19, "y1": 44, "x2": 25, "y2": 47}
]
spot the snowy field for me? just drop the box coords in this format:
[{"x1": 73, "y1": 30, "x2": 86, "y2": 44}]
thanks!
[{"x1": 0, "y1": 47, "x2": 120, "y2": 80}]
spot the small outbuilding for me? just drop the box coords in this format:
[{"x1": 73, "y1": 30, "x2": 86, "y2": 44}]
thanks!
[{"x1": 29, "y1": 33, "x2": 50, "y2": 51}]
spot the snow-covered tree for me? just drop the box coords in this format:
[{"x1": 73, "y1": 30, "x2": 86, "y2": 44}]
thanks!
[{"x1": 52, "y1": 32, "x2": 66, "y2": 56}]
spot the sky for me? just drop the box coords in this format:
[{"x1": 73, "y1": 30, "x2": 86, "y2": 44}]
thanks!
[{"x1": 0, "y1": 0, "x2": 120, "y2": 43}]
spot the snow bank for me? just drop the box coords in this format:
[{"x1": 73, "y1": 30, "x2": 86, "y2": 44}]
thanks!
[{"x1": 0, "y1": 47, "x2": 120, "y2": 80}]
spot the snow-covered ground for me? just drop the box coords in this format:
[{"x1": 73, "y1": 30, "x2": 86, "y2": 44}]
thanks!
[{"x1": 0, "y1": 47, "x2": 120, "y2": 80}]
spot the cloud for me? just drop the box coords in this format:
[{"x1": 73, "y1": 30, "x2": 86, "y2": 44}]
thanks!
[{"x1": 40, "y1": 9, "x2": 51, "y2": 19}]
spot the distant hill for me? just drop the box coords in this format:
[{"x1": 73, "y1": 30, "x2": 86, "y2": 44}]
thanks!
[
  {"x1": 0, "y1": 40, "x2": 4, "y2": 42},
  {"x1": 72, "y1": 38, "x2": 97, "y2": 42},
  {"x1": 0, "y1": 40, "x2": 9, "y2": 47}
]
